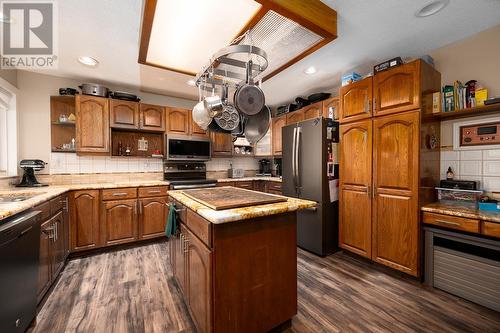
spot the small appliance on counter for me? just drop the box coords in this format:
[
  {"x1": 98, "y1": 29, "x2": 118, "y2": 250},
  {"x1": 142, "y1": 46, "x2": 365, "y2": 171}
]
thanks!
[
  {"x1": 274, "y1": 158, "x2": 282, "y2": 177},
  {"x1": 228, "y1": 163, "x2": 245, "y2": 178},
  {"x1": 257, "y1": 159, "x2": 272, "y2": 176},
  {"x1": 16, "y1": 160, "x2": 48, "y2": 187},
  {"x1": 436, "y1": 179, "x2": 482, "y2": 204}
]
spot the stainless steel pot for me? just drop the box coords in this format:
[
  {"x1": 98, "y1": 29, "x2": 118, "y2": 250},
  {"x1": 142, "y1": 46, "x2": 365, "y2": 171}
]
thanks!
[{"x1": 79, "y1": 83, "x2": 109, "y2": 97}]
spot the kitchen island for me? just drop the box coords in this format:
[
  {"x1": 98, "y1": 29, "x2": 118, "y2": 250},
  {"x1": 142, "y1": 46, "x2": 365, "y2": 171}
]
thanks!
[{"x1": 167, "y1": 187, "x2": 316, "y2": 333}]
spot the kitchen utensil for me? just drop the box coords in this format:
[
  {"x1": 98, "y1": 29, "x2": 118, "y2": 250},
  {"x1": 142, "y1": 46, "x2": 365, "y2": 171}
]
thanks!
[
  {"x1": 234, "y1": 60, "x2": 265, "y2": 116},
  {"x1": 59, "y1": 88, "x2": 78, "y2": 95},
  {"x1": 109, "y1": 91, "x2": 140, "y2": 102},
  {"x1": 16, "y1": 159, "x2": 48, "y2": 187},
  {"x1": 204, "y1": 95, "x2": 224, "y2": 114},
  {"x1": 212, "y1": 84, "x2": 239, "y2": 131},
  {"x1": 79, "y1": 83, "x2": 109, "y2": 97},
  {"x1": 295, "y1": 97, "x2": 310, "y2": 108},
  {"x1": 244, "y1": 105, "x2": 271, "y2": 144},
  {"x1": 192, "y1": 101, "x2": 212, "y2": 130},
  {"x1": 276, "y1": 103, "x2": 298, "y2": 115},
  {"x1": 308, "y1": 92, "x2": 331, "y2": 103}
]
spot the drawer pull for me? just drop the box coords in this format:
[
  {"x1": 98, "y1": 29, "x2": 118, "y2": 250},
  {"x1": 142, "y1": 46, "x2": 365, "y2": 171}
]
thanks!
[
  {"x1": 435, "y1": 219, "x2": 461, "y2": 226},
  {"x1": 112, "y1": 192, "x2": 129, "y2": 196},
  {"x1": 148, "y1": 190, "x2": 161, "y2": 194}
]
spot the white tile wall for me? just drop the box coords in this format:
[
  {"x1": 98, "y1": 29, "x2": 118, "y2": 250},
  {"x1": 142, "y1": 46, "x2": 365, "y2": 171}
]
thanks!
[
  {"x1": 205, "y1": 157, "x2": 259, "y2": 172},
  {"x1": 49, "y1": 153, "x2": 163, "y2": 174},
  {"x1": 441, "y1": 149, "x2": 500, "y2": 192}
]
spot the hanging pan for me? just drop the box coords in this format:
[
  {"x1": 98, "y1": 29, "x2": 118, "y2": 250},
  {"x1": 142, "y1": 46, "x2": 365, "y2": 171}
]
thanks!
[{"x1": 234, "y1": 60, "x2": 265, "y2": 116}]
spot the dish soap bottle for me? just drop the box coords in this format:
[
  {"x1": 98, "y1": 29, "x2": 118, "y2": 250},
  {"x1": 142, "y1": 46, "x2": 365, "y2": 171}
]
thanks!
[{"x1": 446, "y1": 166, "x2": 454, "y2": 180}]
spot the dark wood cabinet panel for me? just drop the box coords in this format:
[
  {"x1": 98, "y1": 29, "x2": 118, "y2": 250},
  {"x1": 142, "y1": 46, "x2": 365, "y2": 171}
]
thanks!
[
  {"x1": 37, "y1": 220, "x2": 52, "y2": 301},
  {"x1": 166, "y1": 107, "x2": 190, "y2": 135},
  {"x1": 139, "y1": 196, "x2": 168, "y2": 240},
  {"x1": 69, "y1": 190, "x2": 101, "y2": 252},
  {"x1": 372, "y1": 111, "x2": 420, "y2": 276},
  {"x1": 175, "y1": 225, "x2": 188, "y2": 296},
  {"x1": 186, "y1": 227, "x2": 212, "y2": 333},
  {"x1": 76, "y1": 95, "x2": 110, "y2": 154},
  {"x1": 51, "y1": 211, "x2": 65, "y2": 277},
  {"x1": 101, "y1": 199, "x2": 138, "y2": 246},
  {"x1": 233, "y1": 181, "x2": 253, "y2": 190},
  {"x1": 339, "y1": 120, "x2": 372, "y2": 258},
  {"x1": 272, "y1": 115, "x2": 286, "y2": 156},
  {"x1": 210, "y1": 131, "x2": 233, "y2": 157},
  {"x1": 140, "y1": 103, "x2": 165, "y2": 131},
  {"x1": 110, "y1": 99, "x2": 139, "y2": 129},
  {"x1": 339, "y1": 77, "x2": 372, "y2": 123}
]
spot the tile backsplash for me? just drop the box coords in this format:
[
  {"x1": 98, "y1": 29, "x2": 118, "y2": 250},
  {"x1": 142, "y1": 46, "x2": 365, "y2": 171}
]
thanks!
[
  {"x1": 205, "y1": 157, "x2": 259, "y2": 172},
  {"x1": 441, "y1": 148, "x2": 500, "y2": 192}
]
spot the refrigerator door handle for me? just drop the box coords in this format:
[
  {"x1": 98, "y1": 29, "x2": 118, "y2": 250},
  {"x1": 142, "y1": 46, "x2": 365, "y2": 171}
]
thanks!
[
  {"x1": 292, "y1": 126, "x2": 297, "y2": 190},
  {"x1": 296, "y1": 127, "x2": 301, "y2": 191}
]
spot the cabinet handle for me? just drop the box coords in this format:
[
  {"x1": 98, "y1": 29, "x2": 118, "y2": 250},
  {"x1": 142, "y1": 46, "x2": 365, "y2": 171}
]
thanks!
[
  {"x1": 139, "y1": 201, "x2": 143, "y2": 215},
  {"x1": 42, "y1": 226, "x2": 55, "y2": 238},
  {"x1": 184, "y1": 237, "x2": 189, "y2": 253},
  {"x1": 148, "y1": 190, "x2": 161, "y2": 194},
  {"x1": 112, "y1": 192, "x2": 128, "y2": 196},
  {"x1": 54, "y1": 222, "x2": 58, "y2": 241},
  {"x1": 373, "y1": 97, "x2": 377, "y2": 111},
  {"x1": 435, "y1": 219, "x2": 460, "y2": 227}
]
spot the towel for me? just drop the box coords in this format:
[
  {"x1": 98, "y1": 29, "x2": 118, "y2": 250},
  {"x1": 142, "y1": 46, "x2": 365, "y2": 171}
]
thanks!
[{"x1": 165, "y1": 203, "x2": 177, "y2": 238}]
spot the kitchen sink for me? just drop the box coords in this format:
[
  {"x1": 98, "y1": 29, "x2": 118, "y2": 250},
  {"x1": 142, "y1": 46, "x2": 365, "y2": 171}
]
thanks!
[{"x1": 0, "y1": 192, "x2": 45, "y2": 203}]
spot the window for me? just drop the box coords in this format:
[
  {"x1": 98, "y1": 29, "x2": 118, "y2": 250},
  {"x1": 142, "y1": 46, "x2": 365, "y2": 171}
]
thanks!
[{"x1": 0, "y1": 84, "x2": 17, "y2": 178}]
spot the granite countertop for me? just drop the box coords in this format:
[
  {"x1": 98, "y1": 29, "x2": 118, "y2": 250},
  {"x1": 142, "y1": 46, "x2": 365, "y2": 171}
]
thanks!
[
  {"x1": 0, "y1": 180, "x2": 170, "y2": 221},
  {"x1": 168, "y1": 189, "x2": 315, "y2": 224},
  {"x1": 216, "y1": 176, "x2": 282, "y2": 183},
  {"x1": 422, "y1": 202, "x2": 500, "y2": 224}
]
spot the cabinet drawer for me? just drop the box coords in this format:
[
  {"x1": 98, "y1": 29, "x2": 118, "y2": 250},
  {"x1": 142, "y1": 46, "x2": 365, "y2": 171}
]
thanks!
[
  {"x1": 35, "y1": 201, "x2": 51, "y2": 221},
  {"x1": 217, "y1": 181, "x2": 234, "y2": 187},
  {"x1": 186, "y1": 209, "x2": 212, "y2": 248},
  {"x1": 102, "y1": 188, "x2": 137, "y2": 200},
  {"x1": 50, "y1": 196, "x2": 64, "y2": 215},
  {"x1": 482, "y1": 221, "x2": 500, "y2": 238},
  {"x1": 234, "y1": 181, "x2": 253, "y2": 189},
  {"x1": 138, "y1": 186, "x2": 168, "y2": 198},
  {"x1": 423, "y1": 212, "x2": 479, "y2": 233},
  {"x1": 267, "y1": 182, "x2": 282, "y2": 191}
]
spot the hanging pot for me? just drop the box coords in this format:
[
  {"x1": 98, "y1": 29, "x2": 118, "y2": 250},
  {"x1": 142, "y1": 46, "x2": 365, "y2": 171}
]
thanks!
[
  {"x1": 244, "y1": 105, "x2": 271, "y2": 144},
  {"x1": 234, "y1": 60, "x2": 265, "y2": 116}
]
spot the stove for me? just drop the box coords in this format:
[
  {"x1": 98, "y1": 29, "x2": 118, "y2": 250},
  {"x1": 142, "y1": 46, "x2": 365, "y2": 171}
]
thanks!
[{"x1": 164, "y1": 162, "x2": 217, "y2": 190}]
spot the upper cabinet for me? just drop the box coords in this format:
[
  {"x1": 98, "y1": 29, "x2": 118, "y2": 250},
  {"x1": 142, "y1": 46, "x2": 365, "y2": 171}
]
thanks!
[
  {"x1": 322, "y1": 97, "x2": 339, "y2": 120},
  {"x1": 190, "y1": 112, "x2": 208, "y2": 136},
  {"x1": 210, "y1": 131, "x2": 233, "y2": 157},
  {"x1": 166, "y1": 107, "x2": 207, "y2": 137},
  {"x1": 272, "y1": 115, "x2": 286, "y2": 156},
  {"x1": 302, "y1": 102, "x2": 322, "y2": 120},
  {"x1": 339, "y1": 77, "x2": 372, "y2": 123},
  {"x1": 110, "y1": 99, "x2": 139, "y2": 129},
  {"x1": 76, "y1": 95, "x2": 110, "y2": 154},
  {"x1": 140, "y1": 103, "x2": 165, "y2": 131},
  {"x1": 286, "y1": 110, "x2": 304, "y2": 125}
]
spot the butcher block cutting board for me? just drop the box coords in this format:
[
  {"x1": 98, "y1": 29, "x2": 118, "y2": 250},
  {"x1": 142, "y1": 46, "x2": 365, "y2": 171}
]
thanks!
[{"x1": 181, "y1": 186, "x2": 287, "y2": 210}]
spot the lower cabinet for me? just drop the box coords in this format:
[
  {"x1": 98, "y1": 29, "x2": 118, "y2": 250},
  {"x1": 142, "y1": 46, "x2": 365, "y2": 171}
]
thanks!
[
  {"x1": 38, "y1": 220, "x2": 52, "y2": 301},
  {"x1": 233, "y1": 180, "x2": 253, "y2": 190},
  {"x1": 139, "y1": 196, "x2": 168, "y2": 240},
  {"x1": 101, "y1": 199, "x2": 138, "y2": 246},
  {"x1": 69, "y1": 190, "x2": 101, "y2": 252}
]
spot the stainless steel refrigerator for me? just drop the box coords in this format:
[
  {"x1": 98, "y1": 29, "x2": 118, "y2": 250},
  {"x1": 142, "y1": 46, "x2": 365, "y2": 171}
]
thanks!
[{"x1": 282, "y1": 117, "x2": 339, "y2": 256}]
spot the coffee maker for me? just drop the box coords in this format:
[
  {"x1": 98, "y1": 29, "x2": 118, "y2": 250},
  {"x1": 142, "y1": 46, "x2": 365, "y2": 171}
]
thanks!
[
  {"x1": 17, "y1": 159, "x2": 48, "y2": 187},
  {"x1": 257, "y1": 159, "x2": 272, "y2": 176}
]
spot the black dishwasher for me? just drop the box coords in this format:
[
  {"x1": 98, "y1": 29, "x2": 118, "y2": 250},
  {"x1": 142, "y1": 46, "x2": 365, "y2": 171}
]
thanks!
[{"x1": 0, "y1": 210, "x2": 41, "y2": 333}]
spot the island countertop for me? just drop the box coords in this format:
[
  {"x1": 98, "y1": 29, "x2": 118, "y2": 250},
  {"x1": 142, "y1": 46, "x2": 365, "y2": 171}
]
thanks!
[{"x1": 168, "y1": 188, "x2": 316, "y2": 224}]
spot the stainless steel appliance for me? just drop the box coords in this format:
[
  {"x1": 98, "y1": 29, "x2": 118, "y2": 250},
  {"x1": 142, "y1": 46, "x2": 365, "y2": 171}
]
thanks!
[
  {"x1": 16, "y1": 159, "x2": 48, "y2": 187},
  {"x1": 0, "y1": 210, "x2": 41, "y2": 333},
  {"x1": 78, "y1": 83, "x2": 109, "y2": 97},
  {"x1": 164, "y1": 162, "x2": 217, "y2": 190},
  {"x1": 283, "y1": 118, "x2": 339, "y2": 256},
  {"x1": 166, "y1": 135, "x2": 211, "y2": 161},
  {"x1": 257, "y1": 159, "x2": 272, "y2": 176},
  {"x1": 460, "y1": 121, "x2": 500, "y2": 146}
]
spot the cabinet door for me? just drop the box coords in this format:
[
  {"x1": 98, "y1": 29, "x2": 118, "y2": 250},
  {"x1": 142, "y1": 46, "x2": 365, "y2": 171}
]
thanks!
[
  {"x1": 102, "y1": 199, "x2": 138, "y2": 246},
  {"x1": 51, "y1": 211, "x2": 65, "y2": 277},
  {"x1": 139, "y1": 196, "x2": 168, "y2": 240},
  {"x1": 373, "y1": 111, "x2": 420, "y2": 276},
  {"x1": 110, "y1": 99, "x2": 139, "y2": 129},
  {"x1": 140, "y1": 103, "x2": 165, "y2": 131},
  {"x1": 69, "y1": 190, "x2": 101, "y2": 252},
  {"x1": 190, "y1": 112, "x2": 208, "y2": 137},
  {"x1": 166, "y1": 107, "x2": 189, "y2": 134},
  {"x1": 186, "y1": 228, "x2": 212, "y2": 333},
  {"x1": 286, "y1": 110, "x2": 304, "y2": 125},
  {"x1": 272, "y1": 115, "x2": 286, "y2": 156},
  {"x1": 373, "y1": 61, "x2": 420, "y2": 116},
  {"x1": 322, "y1": 97, "x2": 339, "y2": 120},
  {"x1": 38, "y1": 220, "x2": 52, "y2": 300},
  {"x1": 339, "y1": 77, "x2": 372, "y2": 123},
  {"x1": 210, "y1": 131, "x2": 233, "y2": 157},
  {"x1": 61, "y1": 195, "x2": 70, "y2": 258},
  {"x1": 76, "y1": 95, "x2": 110, "y2": 153},
  {"x1": 339, "y1": 120, "x2": 372, "y2": 258},
  {"x1": 302, "y1": 102, "x2": 322, "y2": 120},
  {"x1": 175, "y1": 225, "x2": 187, "y2": 296}
]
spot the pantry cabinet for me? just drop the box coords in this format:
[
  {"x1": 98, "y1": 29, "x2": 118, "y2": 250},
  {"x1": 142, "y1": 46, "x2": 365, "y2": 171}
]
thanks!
[
  {"x1": 272, "y1": 115, "x2": 286, "y2": 156},
  {"x1": 76, "y1": 95, "x2": 110, "y2": 154},
  {"x1": 339, "y1": 77, "x2": 372, "y2": 123}
]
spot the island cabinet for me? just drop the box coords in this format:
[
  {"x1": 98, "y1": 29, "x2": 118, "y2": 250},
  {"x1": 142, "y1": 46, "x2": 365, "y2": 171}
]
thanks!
[
  {"x1": 76, "y1": 95, "x2": 110, "y2": 154},
  {"x1": 169, "y1": 199, "x2": 297, "y2": 333}
]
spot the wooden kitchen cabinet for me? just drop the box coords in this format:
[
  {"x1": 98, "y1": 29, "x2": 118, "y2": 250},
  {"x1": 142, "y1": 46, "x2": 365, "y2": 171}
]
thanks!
[
  {"x1": 139, "y1": 196, "x2": 168, "y2": 240},
  {"x1": 210, "y1": 131, "x2": 233, "y2": 157},
  {"x1": 101, "y1": 199, "x2": 138, "y2": 246},
  {"x1": 109, "y1": 99, "x2": 139, "y2": 129},
  {"x1": 339, "y1": 76, "x2": 372, "y2": 123},
  {"x1": 38, "y1": 219, "x2": 52, "y2": 301},
  {"x1": 174, "y1": 224, "x2": 188, "y2": 296},
  {"x1": 61, "y1": 194, "x2": 70, "y2": 258},
  {"x1": 302, "y1": 102, "x2": 322, "y2": 120},
  {"x1": 286, "y1": 110, "x2": 304, "y2": 124},
  {"x1": 322, "y1": 97, "x2": 339, "y2": 120},
  {"x1": 69, "y1": 190, "x2": 101, "y2": 252},
  {"x1": 190, "y1": 112, "x2": 208, "y2": 136},
  {"x1": 76, "y1": 95, "x2": 110, "y2": 154},
  {"x1": 272, "y1": 115, "x2": 286, "y2": 156},
  {"x1": 166, "y1": 107, "x2": 190, "y2": 134},
  {"x1": 339, "y1": 119, "x2": 372, "y2": 258},
  {"x1": 233, "y1": 181, "x2": 253, "y2": 190},
  {"x1": 140, "y1": 103, "x2": 165, "y2": 131}
]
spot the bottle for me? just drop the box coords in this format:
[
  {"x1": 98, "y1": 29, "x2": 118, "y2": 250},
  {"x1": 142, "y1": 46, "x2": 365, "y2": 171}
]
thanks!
[
  {"x1": 118, "y1": 141, "x2": 123, "y2": 156},
  {"x1": 70, "y1": 138, "x2": 76, "y2": 150},
  {"x1": 446, "y1": 167, "x2": 454, "y2": 180}
]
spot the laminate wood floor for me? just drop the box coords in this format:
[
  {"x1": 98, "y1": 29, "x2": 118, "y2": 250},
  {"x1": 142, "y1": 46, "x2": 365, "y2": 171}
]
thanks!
[{"x1": 30, "y1": 240, "x2": 500, "y2": 333}]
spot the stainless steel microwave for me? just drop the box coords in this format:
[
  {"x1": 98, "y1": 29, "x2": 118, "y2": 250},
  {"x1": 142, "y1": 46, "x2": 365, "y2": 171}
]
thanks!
[{"x1": 165, "y1": 135, "x2": 211, "y2": 161}]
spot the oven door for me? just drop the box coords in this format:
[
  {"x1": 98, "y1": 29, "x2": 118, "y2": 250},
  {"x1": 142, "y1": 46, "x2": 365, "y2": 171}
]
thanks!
[{"x1": 166, "y1": 135, "x2": 211, "y2": 161}]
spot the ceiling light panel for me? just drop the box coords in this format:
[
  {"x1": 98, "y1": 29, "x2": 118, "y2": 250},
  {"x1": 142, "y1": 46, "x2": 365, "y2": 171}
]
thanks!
[{"x1": 146, "y1": 0, "x2": 262, "y2": 74}]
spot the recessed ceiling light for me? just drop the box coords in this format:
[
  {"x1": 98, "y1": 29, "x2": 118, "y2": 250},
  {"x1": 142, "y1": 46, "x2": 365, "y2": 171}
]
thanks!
[
  {"x1": 77, "y1": 56, "x2": 99, "y2": 67},
  {"x1": 187, "y1": 79, "x2": 196, "y2": 86},
  {"x1": 415, "y1": 0, "x2": 449, "y2": 17},
  {"x1": 304, "y1": 66, "x2": 317, "y2": 75}
]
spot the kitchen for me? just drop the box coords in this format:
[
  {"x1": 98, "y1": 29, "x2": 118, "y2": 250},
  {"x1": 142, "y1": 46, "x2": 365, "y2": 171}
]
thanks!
[{"x1": 1, "y1": 0, "x2": 500, "y2": 332}]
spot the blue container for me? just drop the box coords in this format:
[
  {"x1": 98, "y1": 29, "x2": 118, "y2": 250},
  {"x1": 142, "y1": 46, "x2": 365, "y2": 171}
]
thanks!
[
  {"x1": 478, "y1": 201, "x2": 500, "y2": 212},
  {"x1": 341, "y1": 72, "x2": 362, "y2": 86}
]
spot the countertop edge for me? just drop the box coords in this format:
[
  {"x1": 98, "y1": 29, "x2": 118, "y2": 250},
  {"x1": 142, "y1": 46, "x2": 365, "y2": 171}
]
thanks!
[{"x1": 421, "y1": 204, "x2": 500, "y2": 224}]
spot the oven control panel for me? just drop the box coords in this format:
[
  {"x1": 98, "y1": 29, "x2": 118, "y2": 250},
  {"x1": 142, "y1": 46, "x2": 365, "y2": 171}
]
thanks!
[{"x1": 460, "y1": 122, "x2": 500, "y2": 146}]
